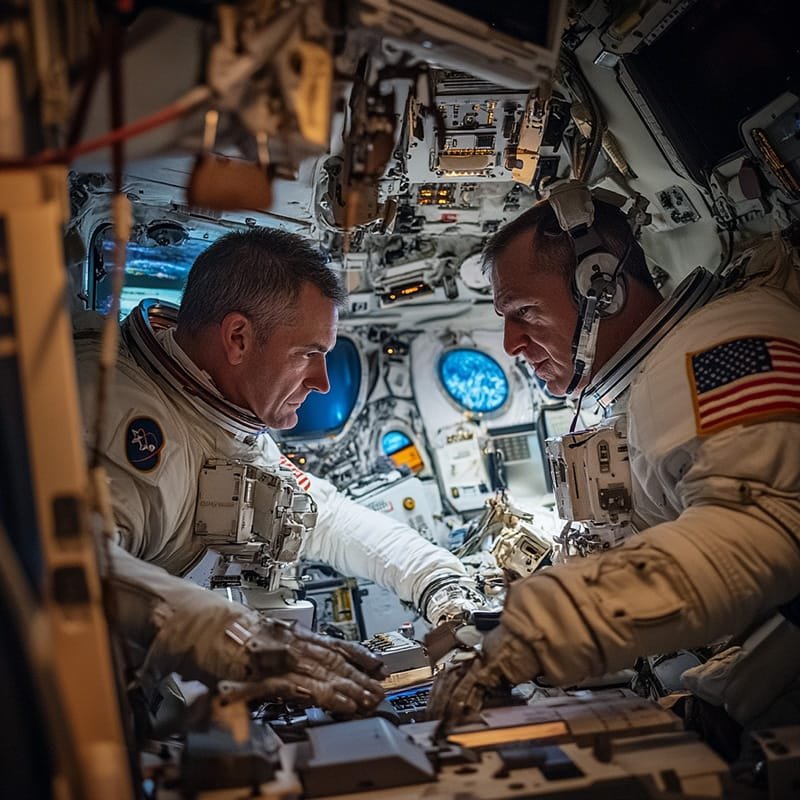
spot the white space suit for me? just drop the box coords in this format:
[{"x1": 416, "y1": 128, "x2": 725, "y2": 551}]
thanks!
[
  {"x1": 431, "y1": 236, "x2": 800, "y2": 726},
  {"x1": 520, "y1": 240, "x2": 800, "y2": 706},
  {"x1": 74, "y1": 309, "x2": 469, "y2": 620},
  {"x1": 75, "y1": 304, "x2": 474, "y2": 692}
]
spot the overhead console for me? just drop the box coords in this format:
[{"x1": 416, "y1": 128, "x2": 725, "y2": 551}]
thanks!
[
  {"x1": 562, "y1": 0, "x2": 799, "y2": 246},
  {"x1": 356, "y1": 0, "x2": 565, "y2": 89},
  {"x1": 620, "y1": 0, "x2": 797, "y2": 187}
]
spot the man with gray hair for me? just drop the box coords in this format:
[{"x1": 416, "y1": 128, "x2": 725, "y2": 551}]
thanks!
[
  {"x1": 428, "y1": 182, "x2": 800, "y2": 745},
  {"x1": 76, "y1": 227, "x2": 477, "y2": 713}
]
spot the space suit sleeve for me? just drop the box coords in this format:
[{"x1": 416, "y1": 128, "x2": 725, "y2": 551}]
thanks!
[
  {"x1": 496, "y1": 419, "x2": 800, "y2": 687},
  {"x1": 75, "y1": 329, "x2": 196, "y2": 571},
  {"x1": 107, "y1": 540, "x2": 287, "y2": 686},
  {"x1": 298, "y1": 472, "x2": 468, "y2": 610},
  {"x1": 106, "y1": 542, "x2": 386, "y2": 712},
  {"x1": 94, "y1": 448, "x2": 198, "y2": 574},
  {"x1": 100, "y1": 464, "x2": 158, "y2": 557}
]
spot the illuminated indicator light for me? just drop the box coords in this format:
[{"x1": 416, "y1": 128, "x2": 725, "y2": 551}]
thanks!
[
  {"x1": 391, "y1": 445, "x2": 423, "y2": 473},
  {"x1": 382, "y1": 282, "x2": 433, "y2": 304},
  {"x1": 402, "y1": 497, "x2": 416, "y2": 510},
  {"x1": 448, "y1": 721, "x2": 568, "y2": 748},
  {"x1": 442, "y1": 149, "x2": 494, "y2": 156}
]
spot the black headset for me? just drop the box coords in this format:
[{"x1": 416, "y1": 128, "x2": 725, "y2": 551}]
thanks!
[{"x1": 546, "y1": 181, "x2": 631, "y2": 318}]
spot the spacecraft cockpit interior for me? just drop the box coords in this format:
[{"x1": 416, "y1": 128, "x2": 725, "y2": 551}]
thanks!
[{"x1": 2, "y1": 0, "x2": 800, "y2": 798}]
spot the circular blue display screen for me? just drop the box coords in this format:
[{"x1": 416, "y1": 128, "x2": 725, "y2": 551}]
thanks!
[{"x1": 438, "y1": 349, "x2": 509, "y2": 413}]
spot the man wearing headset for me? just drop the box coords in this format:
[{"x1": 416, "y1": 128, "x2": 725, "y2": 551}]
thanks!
[{"x1": 428, "y1": 181, "x2": 800, "y2": 739}]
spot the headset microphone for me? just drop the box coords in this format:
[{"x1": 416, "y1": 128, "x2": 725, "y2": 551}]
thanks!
[{"x1": 545, "y1": 181, "x2": 634, "y2": 395}]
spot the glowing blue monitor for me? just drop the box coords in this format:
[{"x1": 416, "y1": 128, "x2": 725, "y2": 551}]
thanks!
[
  {"x1": 382, "y1": 429, "x2": 424, "y2": 473},
  {"x1": 438, "y1": 348, "x2": 509, "y2": 413},
  {"x1": 382, "y1": 431, "x2": 412, "y2": 454},
  {"x1": 286, "y1": 337, "x2": 362, "y2": 439},
  {"x1": 94, "y1": 235, "x2": 209, "y2": 317}
]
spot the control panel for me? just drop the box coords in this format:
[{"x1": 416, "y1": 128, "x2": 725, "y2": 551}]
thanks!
[{"x1": 362, "y1": 630, "x2": 432, "y2": 690}]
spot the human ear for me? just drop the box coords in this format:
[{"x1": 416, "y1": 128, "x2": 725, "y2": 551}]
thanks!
[{"x1": 219, "y1": 312, "x2": 252, "y2": 366}]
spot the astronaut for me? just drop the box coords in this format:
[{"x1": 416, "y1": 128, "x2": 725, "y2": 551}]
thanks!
[
  {"x1": 429, "y1": 183, "x2": 800, "y2": 736},
  {"x1": 76, "y1": 227, "x2": 480, "y2": 710}
]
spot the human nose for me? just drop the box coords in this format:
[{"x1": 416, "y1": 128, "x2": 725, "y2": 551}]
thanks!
[
  {"x1": 503, "y1": 318, "x2": 528, "y2": 357},
  {"x1": 306, "y1": 358, "x2": 330, "y2": 394}
]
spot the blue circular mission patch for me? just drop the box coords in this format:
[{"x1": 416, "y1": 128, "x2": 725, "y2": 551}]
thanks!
[{"x1": 125, "y1": 417, "x2": 165, "y2": 471}]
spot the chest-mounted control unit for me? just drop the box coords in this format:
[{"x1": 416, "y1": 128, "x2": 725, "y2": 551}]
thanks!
[
  {"x1": 194, "y1": 460, "x2": 317, "y2": 592},
  {"x1": 545, "y1": 415, "x2": 634, "y2": 553}
]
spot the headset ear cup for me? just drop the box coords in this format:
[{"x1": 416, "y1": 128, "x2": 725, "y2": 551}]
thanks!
[
  {"x1": 598, "y1": 273, "x2": 626, "y2": 317},
  {"x1": 573, "y1": 253, "x2": 625, "y2": 317}
]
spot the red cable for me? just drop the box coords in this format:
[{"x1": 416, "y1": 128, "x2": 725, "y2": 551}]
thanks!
[{"x1": 0, "y1": 87, "x2": 210, "y2": 169}]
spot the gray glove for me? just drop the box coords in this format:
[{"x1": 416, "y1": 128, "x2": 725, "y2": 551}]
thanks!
[
  {"x1": 217, "y1": 618, "x2": 387, "y2": 714},
  {"x1": 426, "y1": 623, "x2": 540, "y2": 724},
  {"x1": 109, "y1": 544, "x2": 386, "y2": 713}
]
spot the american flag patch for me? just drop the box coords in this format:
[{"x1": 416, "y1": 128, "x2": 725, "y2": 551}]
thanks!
[
  {"x1": 687, "y1": 337, "x2": 800, "y2": 435},
  {"x1": 279, "y1": 454, "x2": 312, "y2": 491}
]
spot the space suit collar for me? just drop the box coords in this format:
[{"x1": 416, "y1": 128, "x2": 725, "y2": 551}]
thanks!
[
  {"x1": 123, "y1": 299, "x2": 270, "y2": 438},
  {"x1": 586, "y1": 267, "x2": 720, "y2": 410}
]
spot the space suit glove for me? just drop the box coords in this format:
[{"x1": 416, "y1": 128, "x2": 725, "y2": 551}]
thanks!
[
  {"x1": 217, "y1": 617, "x2": 388, "y2": 715},
  {"x1": 139, "y1": 574, "x2": 386, "y2": 713},
  {"x1": 420, "y1": 575, "x2": 488, "y2": 627},
  {"x1": 426, "y1": 622, "x2": 540, "y2": 724}
]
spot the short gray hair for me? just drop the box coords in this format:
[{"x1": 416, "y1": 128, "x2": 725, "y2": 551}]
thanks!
[
  {"x1": 177, "y1": 228, "x2": 347, "y2": 340},
  {"x1": 482, "y1": 198, "x2": 655, "y2": 290}
]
